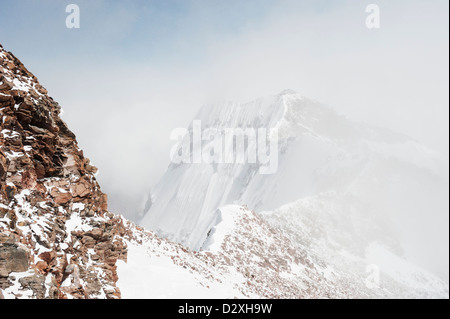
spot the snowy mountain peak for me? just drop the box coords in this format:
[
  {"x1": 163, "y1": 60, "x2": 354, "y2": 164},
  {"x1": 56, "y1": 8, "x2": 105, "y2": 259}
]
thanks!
[
  {"x1": 139, "y1": 88, "x2": 448, "y2": 298},
  {"x1": 140, "y1": 90, "x2": 438, "y2": 251},
  {"x1": 278, "y1": 88, "x2": 299, "y2": 96}
]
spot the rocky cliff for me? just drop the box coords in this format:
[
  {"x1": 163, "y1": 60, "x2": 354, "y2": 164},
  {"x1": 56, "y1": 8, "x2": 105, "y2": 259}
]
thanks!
[{"x1": 0, "y1": 43, "x2": 127, "y2": 299}]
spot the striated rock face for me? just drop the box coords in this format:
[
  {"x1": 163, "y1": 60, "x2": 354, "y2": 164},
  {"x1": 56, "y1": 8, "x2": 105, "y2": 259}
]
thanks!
[{"x1": 0, "y1": 43, "x2": 127, "y2": 299}]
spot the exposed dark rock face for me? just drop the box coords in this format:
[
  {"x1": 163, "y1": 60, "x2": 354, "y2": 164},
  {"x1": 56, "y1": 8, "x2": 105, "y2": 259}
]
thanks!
[{"x1": 0, "y1": 43, "x2": 127, "y2": 299}]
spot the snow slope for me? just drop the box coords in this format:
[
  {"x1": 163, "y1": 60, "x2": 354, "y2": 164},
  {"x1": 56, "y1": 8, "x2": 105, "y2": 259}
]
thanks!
[
  {"x1": 119, "y1": 203, "x2": 448, "y2": 299},
  {"x1": 261, "y1": 193, "x2": 449, "y2": 298},
  {"x1": 119, "y1": 205, "x2": 356, "y2": 299}
]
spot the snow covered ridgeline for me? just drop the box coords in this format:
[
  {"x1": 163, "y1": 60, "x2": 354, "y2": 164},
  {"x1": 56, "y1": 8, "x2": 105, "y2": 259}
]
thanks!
[
  {"x1": 118, "y1": 205, "x2": 354, "y2": 299},
  {"x1": 261, "y1": 193, "x2": 450, "y2": 299}
]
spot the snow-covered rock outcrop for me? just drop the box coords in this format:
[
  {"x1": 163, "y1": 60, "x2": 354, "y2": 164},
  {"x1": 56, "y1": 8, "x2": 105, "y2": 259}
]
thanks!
[{"x1": 0, "y1": 44, "x2": 127, "y2": 299}]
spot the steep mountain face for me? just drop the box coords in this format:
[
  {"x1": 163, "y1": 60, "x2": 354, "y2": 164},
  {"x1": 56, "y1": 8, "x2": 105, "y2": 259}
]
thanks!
[
  {"x1": 0, "y1": 44, "x2": 127, "y2": 299},
  {"x1": 140, "y1": 90, "x2": 445, "y2": 251},
  {"x1": 140, "y1": 93, "x2": 287, "y2": 249},
  {"x1": 140, "y1": 90, "x2": 449, "y2": 297}
]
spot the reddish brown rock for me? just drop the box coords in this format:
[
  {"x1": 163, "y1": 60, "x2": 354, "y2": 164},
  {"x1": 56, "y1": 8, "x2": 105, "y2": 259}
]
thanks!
[
  {"x1": 70, "y1": 178, "x2": 92, "y2": 198},
  {"x1": 21, "y1": 169, "x2": 37, "y2": 189},
  {"x1": 51, "y1": 189, "x2": 72, "y2": 205},
  {"x1": 0, "y1": 152, "x2": 7, "y2": 180},
  {"x1": 0, "y1": 43, "x2": 127, "y2": 299},
  {"x1": 0, "y1": 240, "x2": 29, "y2": 275},
  {"x1": 35, "y1": 260, "x2": 49, "y2": 274},
  {"x1": 38, "y1": 251, "x2": 56, "y2": 266}
]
